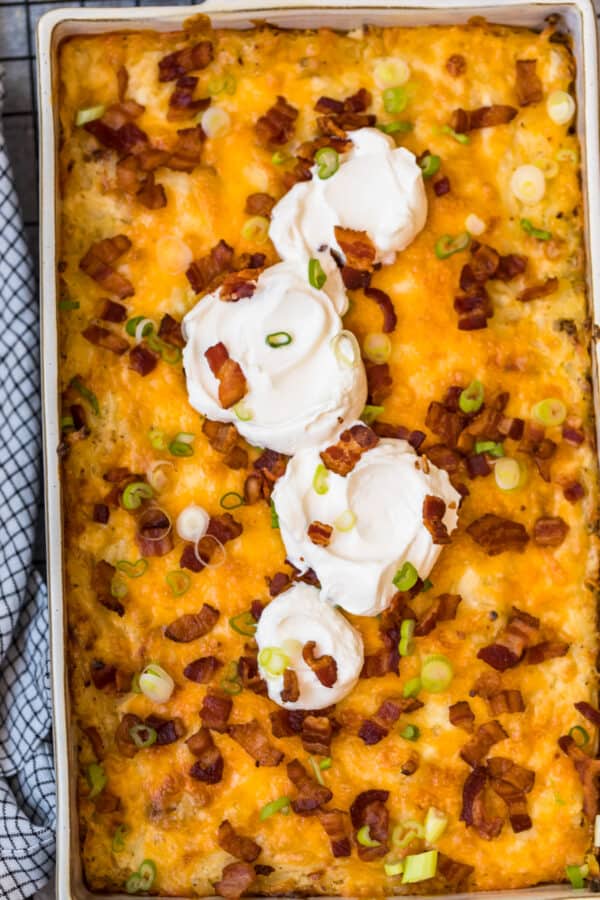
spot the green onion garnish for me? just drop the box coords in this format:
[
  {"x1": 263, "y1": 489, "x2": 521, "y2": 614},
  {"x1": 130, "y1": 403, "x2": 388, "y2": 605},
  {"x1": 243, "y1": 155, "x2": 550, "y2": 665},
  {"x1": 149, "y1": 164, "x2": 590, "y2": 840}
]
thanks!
[
  {"x1": 569, "y1": 724, "x2": 590, "y2": 747},
  {"x1": 146, "y1": 333, "x2": 182, "y2": 365},
  {"x1": 229, "y1": 611, "x2": 257, "y2": 636},
  {"x1": 383, "y1": 86, "x2": 408, "y2": 114},
  {"x1": 315, "y1": 147, "x2": 339, "y2": 179},
  {"x1": 312, "y1": 463, "x2": 330, "y2": 496},
  {"x1": 378, "y1": 120, "x2": 413, "y2": 135},
  {"x1": 112, "y1": 824, "x2": 129, "y2": 852},
  {"x1": 356, "y1": 825, "x2": 381, "y2": 848},
  {"x1": 61, "y1": 416, "x2": 75, "y2": 431},
  {"x1": 320, "y1": 757, "x2": 332, "y2": 770},
  {"x1": 70, "y1": 376, "x2": 99, "y2": 415},
  {"x1": 220, "y1": 491, "x2": 245, "y2": 510},
  {"x1": 435, "y1": 231, "x2": 471, "y2": 259},
  {"x1": 129, "y1": 723, "x2": 157, "y2": 749},
  {"x1": 223, "y1": 73, "x2": 237, "y2": 94},
  {"x1": 402, "y1": 849, "x2": 438, "y2": 884},
  {"x1": 130, "y1": 672, "x2": 141, "y2": 694},
  {"x1": 233, "y1": 402, "x2": 253, "y2": 422},
  {"x1": 219, "y1": 660, "x2": 243, "y2": 695},
  {"x1": 75, "y1": 104, "x2": 105, "y2": 126},
  {"x1": 363, "y1": 332, "x2": 391, "y2": 364},
  {"x1": 165, "y1": 570, "x2": 190, "y2": 597},
  {"x1": 86, "y1": 762, "x2": 107, "y2": 799},
  {"x1": 520, "y1": 218, "x2": 552, "y2": 241},
  {"x1": 126, "y1": 859, "x2": 157, "y2": 895},
  {"x1": 59, "y1": 299, "x2": 80, "y2": 311},
  {"x1": 260, "y1": 796, "x2": 291, "y2": 820},
  {"x1": 271, "y1": 151, "x2": 288, "y2": 165},
  {"x1": 148, "y1": 428, "x2": 166, "y2": 450},
  {"x1": 400, "y1": 724, "x2": 420, "y2": 741},
  {"x1": 403, "y1": 676, "x2": 421, "y2": 699},
  {"x1": 398, "y1": 619, "x2": 415, "y2": 657},
  {"x1": 441, "y1": 124, "x2": 470, "y2": 144},
  {"x1": 258, "y1": 646, "x2": 290, "y2": 676},
  {"x1": 421, "y1": 654, "x2": 453, "y2": 693},
  {"x1": 532, "y1": 397, "x2": 567, "y2": 427},
  {"x1": 459, "y1": 379, "x2": 484, "y2": 414},
  {"x1": 266, "y1": 331, "x2": 293, "y2": 348},
  {"x1": 270, "y1": 500, "x2": 279, "y2": 529},
  {"x1": 474, "y1": 440, "x2": 504, "y2": 458},
  {"x1": 121, "y1": 481, "x2": 153, "y2": 510},
  {"x1": 169, "y1": 432, "x2": 195, "y2": 457},
  {"x1": 384, "y1": 860, "x2": 405, "y2": 877},
  {"x1": 566, "y1": 864, "x2": 588, "y2": 890},
  {"x1": 361, "y1": 404, "x2": 384, "y2": 425},
  {"x1": 110, "y1": 576, "x2": 128, "y2": 600},
  {"x1": 126, "y1": 316, "x2": 154, "y2": 338},
  {"x1": 116, "y1": 559, "x2": 148, "y2": 578},
  {"x1": 241, "y1": 216, "x2": 270, "y2": 244},
  {"x1": 393, "y1": 562, "x2": 418, "y2": 592},
  {"x1": 308, "y1": 258, "x2": 327, "y2": 290},
  {"x1": 334, "y1": 509, "x2": 356, "y2": 532},
  {"x1": 392, "y1": 822, "x2": 423, "y2": 848},
  {"x1": 419, "y1": 154, "x2": 441, "y2": 178},
  {"x1": 422, "y1": 578, "x2": 434, "y2": 591},
  {"x1": 424, "y1": 806, "x2": 448, "y2": 843},
  {"x1": 308, "y1": 756, "x2": 325, "y2": 785}
]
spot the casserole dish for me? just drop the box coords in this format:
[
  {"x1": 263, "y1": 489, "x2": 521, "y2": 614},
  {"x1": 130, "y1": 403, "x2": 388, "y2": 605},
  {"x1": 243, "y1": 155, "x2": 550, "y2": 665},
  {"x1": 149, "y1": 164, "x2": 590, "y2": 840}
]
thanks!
[{"x1": 38, "y1": 0, "x2": 600, "y2": 897}]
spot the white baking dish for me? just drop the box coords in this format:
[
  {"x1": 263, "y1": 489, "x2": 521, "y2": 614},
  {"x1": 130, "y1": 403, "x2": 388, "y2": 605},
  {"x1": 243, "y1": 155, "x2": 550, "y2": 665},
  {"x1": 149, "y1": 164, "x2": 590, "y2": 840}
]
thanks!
[{"x1": 37, "y1": 1, "x2": 600, "y2": 897}]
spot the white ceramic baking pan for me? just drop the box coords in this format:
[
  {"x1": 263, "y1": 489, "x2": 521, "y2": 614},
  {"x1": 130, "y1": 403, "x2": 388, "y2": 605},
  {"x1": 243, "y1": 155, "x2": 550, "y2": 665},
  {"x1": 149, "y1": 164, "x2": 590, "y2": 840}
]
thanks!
[{"x1": 37, "y1": 0, "x2": 600, "y2": 897}]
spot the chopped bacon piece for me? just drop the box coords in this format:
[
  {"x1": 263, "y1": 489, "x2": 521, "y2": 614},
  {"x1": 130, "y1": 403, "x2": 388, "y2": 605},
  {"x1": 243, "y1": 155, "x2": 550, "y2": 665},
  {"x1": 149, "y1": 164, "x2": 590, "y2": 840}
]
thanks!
[
  {"x1": 563, "y1": 421, "x2": 585, "y2": 446},
  {"x1": 517, "y1": 277, "x2": 559, "y2": 303},
  {"x1": 449, "y1": 700, "x2": 475, "y2": 733},
  {"x1": 245, "y1": 192, "x2": 276, "y2": 217},
  {"x1": 425, "y1": 400, "x2": 466, "y2": 448},
  {"x1": 301, "y1": 715, "x2": 332, "y2": 756},
  {"x1": 446, "y1": 54, "x2": 467, "y2": 76},
  {"x1": 92, "y1": 502, "x2": 110, "y2": 524},
  {"x1": 137, "y1": 172, "x2": 167, "y2": 210},
  {"x1": 487, "y1": 690, "x2": 525, "y2": 715},
  {"x1": 207, "y1": 512, "x2": 243, "y2": 546},
  {"x1": 334, "y1": 226, "x2": 376, "y2": 271},
  {"x1": 350, "y1": 789, "x2": 389, "y2": 860},
  {"x1": 460, "y1": 766, "x2": 504, "y2": 840},
  {"x1": 92, "y1": 560, "x2": 124, "y2": 616},
  {"x1": 496, "y1": 252, "x2": 528, "y2": 281},
  {"x1": 320, "y1": 423, "x2": 378, "y2": 476},
  {"x1": 318, "y1": 809, "x2": 352, "y2": 858},
  {"x1": 450, "y1": 105, "x2": 518, "y2": 132},
  {"x1": 90, "y1": 660, "x2": 117, "y2": 691},
  {"x1": 166, "y1": 124, "x2": 206, "y2": 173},
  {"x1": 157, "y1": 313, "x2": 184, "y2": 348},
  {"x1": 366, "y1": 362, "x2": 393, "y2": 406},
  {"x1": 129, "y1": 343, "x2": 160, "y2": 376},
  {"x1": 238, "y1": 655, "x2": 268, "y2": 696},
  {"x1": 533, "y1": 516, "x2": 569, "y2": 547},
  {"x1": 515, "y1": 59, "x2": 543, "y2": 107},
  {"x1": 158, "y1": 41, "x2": 214, "y2": 82},
  {"x1": 254, "y1": 448, "x2": 289, "y2": 494},
  {"x1": 574, "y1": 701, "x2": 600, "y2": 728},
  {"x1": 255, "y1": 96, "x2": 298, "y2": 146},
  {"x1": 85, "y1": 115, "x2": 149, "y2": 155},
  {"x1": 180, "y1": 543, "x2": 203, "y2": 573},
  {"x1": 486, "y1": 757, "x2": 535, "y2": 832},
  {"x1": 559, "y1": 734, "x2": 600, "y2": 820},
  {"x1": 302, "y1": 641, "x2": 338, "y2": 688},
  {"x1": 478, "y1": 606, "x2": 539, "y2": 671},
  {"x1": 115, "y1": 713, "x2": 141, "y2": 757},
  {"x1": 525, "y1": 640, "x2": 569, "y2": 664},
  {"x1": 270, "y1": 708, "x2": 305, "y2": 738},
  {"x1": 214, "y1": 861, "x2": 255, "y2": 899},
  {"x1": 315, "y1": 96, "x2": 345, "y2": 114},
  {"x1": 359, "y1": 697, "x2": 415, "y2": 746},
  {"x1": 165, "y1": 604, "x2": 219, "y2": 642},
  {"x1": 184, "y1": 656, "x2": 222, "y2": 683},
  {"x1": 437, "y1": 854, "x2": 474, "y2": 891},
  {"x1": 135, "y1": 506, "x2": 173, "y2": 558},
  {"x1": 422, "y1": 495, "x2": 451, "y2": 545},
  {"x1": 223, "y1": 446, "x2": 248, "y2": 470},
  {"x1": 401, "y1": 751, "x2": 420, "y2": 776},
  {"x1": 99, "y1": 299, "x2": 127, "y2": 323},
  {"x1": 168, "y1": 75, "x2": 210, "y2": 121},
  {"x1": 268, "y1": 572, "x2": 292, "y2": 597},
  {"x1": 318, "y1": 112, "x2": 376, "y2": 138},
  {"x1": 81, "y1": 323, "x2": 130, "y2": 356},
  {"x1": 467, "y1": 514, "x2": 529, "y2": 556},
  {"x1": 186, "y1": 239, "x2": 235, "y2": 294},
  {"x1": 219, "y1": 269, "x2": 259, "y2": 303},
  {"x1": 229, "y1": 720, "x2": 284, "y2": 766},
  {"x1": 254, "y1": 865, "x2": 274, "y2": 876},
  {"x1": 287, "y1": 758, "x2": 332, "y2": 813},
  {"x1": 202, "y1": 418, "x2": 238, "y2": 454},
  {"x1": 433, "y1": 176, "x2": 451, "y2": 197},
  {"x1": 364, "y1": 287, "x2": 397, "y2": 333},
  {"x1": 460, "y1": 720, "x2": 508, "y2": 767},
  {"x1": 218, "y1": 820, "x2": 261, "y2": 863},
  {"x1": 79, "y1": 235, "x2": 134, "y2": 299},
  {"x1": 281, "y1": 669, "x2": 300, "y2": 703},
  {"x1": 307, "y1": 521, "x2": 333, "y2": 547},
  {"x1": 187, "y1": 727, "x2": 224, "y2": 783},
  {"x1": 145, "y1": 715, "x2": 185, "y2": 746},
  {"x1": 200, "y1": 691, "x2": 233, "y2": 733},
  {"x1": 205, "y1": 342, "x2": 248, "y2": 409},
  {"x1": 341, "y1": 265, "x2": 371, "y2": 290}
]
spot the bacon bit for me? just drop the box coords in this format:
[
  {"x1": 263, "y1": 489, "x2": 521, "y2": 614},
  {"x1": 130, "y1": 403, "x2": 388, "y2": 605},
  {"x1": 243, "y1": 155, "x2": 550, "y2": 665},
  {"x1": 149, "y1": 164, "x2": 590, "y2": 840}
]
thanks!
[
  {"x1": 223, "y1": 446, "x2": 248, "y2": 470},
  {"x1": 574, "y1": 701, "x2": 600, "y2": 728},
  {"x1": 488, "y1": 757, "x2": 535, "y2": 832},
  {"x1": 307, "y1": 521, "x2": 333, "y2": 547},
  {"x1": 229, "y1": 720, "x2": 283, "y2": 767},
  {"x1": 315, "y1": 96, "x2": 345, "y2": 114},
  {"x1": 287, "y1": 758, "x2": 333, "y2": 813},
  {"x1": 219, "y1": 269, "x2": 260, "y2": 303},
  {"x1": 487, "y1": 690, "x2": 525, "y2": 715},
  {"x1": 515, "y1": 59, "x2": 543, "y2": 107},
  {"x1": 179, "y1": 543, "x2": 203, "y2": 573},
  {"x1": 238, "y1": 655, "x2": 268, "y2": 696},
  {"x1": 183, "y1": 656, "x2": 222, "y2": 684},
  {"x1": 99, "y1": 299, "x2": 127, "y2": 323},
  {"x1": 202, "y1": 419, "x2": 238, "y2": 455},
  {"x1": 437, "y1": 854, "x2": 474, "y2": 891},
  {"x1": 137, "y1": 172, "x2": 167, "y2": 210},
  {"x1": 218, "y1": 820, "x2": 261, "y2": 863},
  {"x1": 366, "y1": 362, "x2": 393, "y2": 406},
  {"x1": 200, "y1": 691, "x2": 233, "y2": 733},
  {"x1": 214, "y1": 861, "x2": 255, "y2": 899},
  {"x1": 433, "y1": 176, "x2": 451, "y2": 197},
  {"x1": 478, "y1": 607, "x2": 540, "y2": 671},
  {"x1": 338, "y1": 266, "x2": 369, "y2": 291},
  {"x1": 156, "y1": 313, "x2": 184, "y2": 349},
  {"x1": 334, "y1": 227, "x2": 376, "y2": 271},
  {"x1": 270, "y1": 708, "x2": 305, "y2": 738},
  {"x1": 302, "y1": 641, "x2": 338, "y2": 688},
  {"x1": 496, "y1": 252, "x2": 528, "y2": 281},
  {"x1": 205, "y1": 342, "x2": 248, "y2": 409},
  {"x1": 415, "y1": 593, "x2": 462, "y2": 637},
  {"x1": 301, "y1": 715, "x2": 332, "y2": 755},
  {"x1": 187, "y1": 727, "x2": 224, "y2": 783},
  {"x1": 449, "y1": 700, "x2": 475, "y2": 733},
  {"x1": 79, "y1": 235, "x2": 134, "y2": 299},
  {"x1": 563, "y1": 422, "x2": 585, "y2": 446},
  {"x1": 466, "y1": 514, "x2": 529, "y2": 556},
  {"x1": 460, "y1": 766, "x2": 504, "y2": 840},
  {"x1": 359, "y1": 697, "x2": 416, "y2": 746},
  {"x1": 318, "y1": 112, "x2": 376, "y2": 138},
  {"x1": 254, "y1": 448, "x2": 289, "y2": 490},
  {"x1": 451, "y1": 105, "x2": 518, "y2": 132},
  {"x1": 168, "y1": 75, "x2": 210, "y2": 121},
  {"x1": 401, "y1": 751, "x2": 420, "y2": 776},
  {"x1": 446, "y1": 54, "x2": 467, "y2": 76},
  {"x1": 517, "y1": 277, "x2": 559, "y2": 303},
  {"x1": 319, "y1": 809, "x2": 352, "y2": 858},
  {"x1": 85, "y1": 112, "x2": 149, "y2": 155},
  {"x1": 90, "y1": 660, "x2": 117, "y2": 691},
  {"x1": 525, "y1": 640, "x2": 569, "y2": 664},
  {"x1": 167, "y1": 124, "x2": 206, "y2": 172},
  {"x1": 145, "y1": 715, "x2": 186, "y2": 746},
  {"x1": 81, "y1": 323, "x2": 129, "y2": 356},
  {"x1": 350, "y1": 789, "x2": 389, "y2": 860},
  {"x1": 533, "y1": 516, "x2": 569, "y2": 547},
  {"x1": 187, "y1": 239, "x2": 235, "y2": 293},
  {"x1": 92, "y1": 560, "x2": 124, "y2": 616},
  {"x1": 320, "y1": 423, "x2": 379, "y2": 476},
  {"x1": 460, "y1": 720, "x2": 508, "y2": 767},
  {"x1": 425, "y1": 400, "x2": 467, "y2": 449},
  {"x1": 268, "y1": 572, "x2": 292, "y2": 597},
  {"x1": 255, "y1": 95, "x2": 298, "y2": 146},
  {"x1": 360, "y1": 648, "x2": 397, "y2": 679},
  {"x1": 92, "y1": 502, "x2": 110, "y2": 524},
  {"x1": 158, "y1": 41, "x2": 214, "y2": 82},
  {"x1": 254, "y1": 865, "x2": 273, "y2": 877},
  {"x1": 129, "y1": 343, "x2": 160, "y2": 376},
  {"x1": 136, "y1": 506, "x2": 173, "y2": 557},
  {"x1": 558, "y1": 734, "x2": 600, "y2": 820},
  {"x1": 281, "y1": 669, "x2": 300, "y2": 703},
  {"x1": 422, "y1": 495, "x2": 451, "y2": 545},
  {"x1": 245, "y1": 192, "x2": 276, "y2": 217},
  {"x1": 466, "y1": 453, "x2": 492, "y2": 479},
  {"x1": 114, "y1": 713, "x2": 141, "y2": 757},
  {"x1": 364, "y1": 287, "x2": 397, "y2": 333},
  {"x1": 165, "y1": 604, "x2": 219, "y2": 642}
]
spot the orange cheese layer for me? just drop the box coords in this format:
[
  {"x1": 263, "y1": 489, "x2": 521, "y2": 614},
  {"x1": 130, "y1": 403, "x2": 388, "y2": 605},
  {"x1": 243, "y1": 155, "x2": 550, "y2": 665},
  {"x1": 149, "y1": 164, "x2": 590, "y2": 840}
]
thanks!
[{"x1": 58, "y1": 19, "x2": 598, "y2": 897}]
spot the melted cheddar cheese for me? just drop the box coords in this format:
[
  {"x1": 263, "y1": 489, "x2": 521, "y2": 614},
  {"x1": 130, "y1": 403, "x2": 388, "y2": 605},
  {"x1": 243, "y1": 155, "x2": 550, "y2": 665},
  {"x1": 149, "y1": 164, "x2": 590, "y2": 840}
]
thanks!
[{"x1": 58, "y1": 18, "x2": 599, "y2": 897}]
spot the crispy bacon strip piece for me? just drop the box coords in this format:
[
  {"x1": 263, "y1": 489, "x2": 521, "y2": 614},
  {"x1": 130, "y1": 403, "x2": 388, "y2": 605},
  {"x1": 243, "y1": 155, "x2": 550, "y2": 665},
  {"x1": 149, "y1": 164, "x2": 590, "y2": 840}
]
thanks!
[
  {"x1": 183, "y1": 656, "x2": 222, "y2": 683},
  {"x1": 220, "y1": 269, "x2": 260, "y2": 302},
  {"x1": 201, "y1": 691, "x2": 233, "y2": 733},
  {"x1": 446, "y1": 54, "x2": 467, "y2": 76},
  {"x1": 488, "y1": 757, "x2": 535, "y2": 832},
  {"x1": 515, "y1": 60, "x2": 543, "y2": 107},
  {"x1": 115, "y1": 713, "x2": 141, "y2": 757},
  {"x1": 350, "y1": 789, "x2": 389, "y2": 860},
  {"x1": 281, "y1": 669, "x2": 300, "y2": 703},
  {"x1": 267, "y1": 572, "x2": 292, "y2": 597},
  {"x1": 460, "y1": 766, "x2": 504, "y2": 840},
  {"x1": 187, "y1": 239, "x2": 234, "y2": 294},
  {"x1": 415, "y1": 593, "x2": 462, "y2": 636},
  {"x1": 218, "y1": 820, "x2": 261, "y2": 863},
  {"x1": 79, "y1": 235, "x2": 134, "y2": 299},
  {"x1": 229, "y1": 720, "x2": 283, "y2": 767},
  {"x1": 167, "y1": 125, "x2": 206, "y2": 172},
  {"x1": 422, "y1": 495, "x2": 451, "y2": 545},
  {"x1": 478, "y1": 607, "x2": 540, "y2": 671},
  {"x1": 301, "y1": 715, "x2": 332, "y2": 756},
  {"x1": 559, "y1": 734, "x2": 600, "y2": 820},
  {"x1": 129, "y1": 343, "x2": 160, "y2": 377},
  {"x1": 525, "y1": 639, "x2": 569, "y2": 664},
  {"x1": 92, "y1": 560, "x2": 124, "y2": 616},
  {"x1": 532, "y1": 516, "x2": 569, "y2": 547},
  {"x1": 425, "y1": 400, "x2": 467, "y2": 449},
  {"x1": 146, "y1": 715, "x2": 186, "y2": 746},
  {"x1": 364, "y1": 287, "x2": 397, "y2": 333},
  {"x1": 202, "y1": 418, "x2": 238, "y2": 454},
  {"x1": 99, "y1": 299, "x2": 127, "y2": 323},
  {"x1": 165, "y1": 604, "x2": 219, "y2": 642},
  {"x1": 318, "y1": 809, "x2": 352, "y2": 858},
  {"x1": 334, "y1": 227, "x2": 376, "y2": 272},
  {"x1": 168, "y1": 75, "x2": 210, "y2": 120},
  {"x1": 366, "y1": 362, "x2": 393, "y2": 406},
  {"x1": 187, "y1": 727, "x2": 224, "y2": 783},
  {"x1": 449, "y1": 700, "x2": 475, "y2": 733},
  {"x1": 460, "y1": 720, "x2": 508, "y2": 767},
  {"x1": 359, "y1": 697, "x2": 421, "y2": 746},
  {"x1": 158, "y1": 41, "x2": 214, "y2": 81},
  {"x1": 157, "y1": 313, "x2": 184, "y2": 348},
  {"x1": 137, "y1": 172, "x2": 167, "y2": 210},
  {"x1": 517, "y1": 277, "x2": 559, "y2": 303},
  {"x1": 136, "y1": 506, "x2": 174, "y2": 558},
  {"x1": 487, "y1": 690, "x2": 525, "y2": 715},
  {"x1": 466, "y1": 513, "x2": 529, "y2": 556},
  {"x1": 320, "y1": 423, "x2": 378, "y2": 476},
  {"x1": 302, "y1": 642, "x2": 338, "y2": 688},
  {"x1": 451, "y1": 105, "x2": 518, "y2": 132},
  {"x1": 307, "y1": 521, "x2": 333, "y2": 547},
  {"x1": 318, "y1": 112, "x2": 376, "y2": 138},
  {"x1": 255, "y1": 96, "x2": 298, "y2": 146},
  {"x1": 81, "y1": 324, "x2": 129, "y2": 356},
  {"x1": 205, "y1": 342, "x2": 248, "y2": 409},
  {"x1": 214, "y1": 862, "x2": 255, "y2": 899},
  {"x1": 245, "y1": 193, "x2": 276, "y2": 217},
  {"x1": 238, "y1": 655, "x2": 268, "y2": 696},
  {"x1": 437, "y1": 854, "x2": 474, "y2": 891},
  {"x1": 574, "y1": 701, "x2": 600, "y2": 728},
  {"x1": 287, "y1": 759, "x2": 333, "y2": 813}
]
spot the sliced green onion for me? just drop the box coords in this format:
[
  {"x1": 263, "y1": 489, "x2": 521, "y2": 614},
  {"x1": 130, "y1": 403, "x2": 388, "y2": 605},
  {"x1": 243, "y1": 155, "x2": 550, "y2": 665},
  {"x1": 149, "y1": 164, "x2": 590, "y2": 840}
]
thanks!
[
  {"x1": 59, "y1": 298, "x2": 80, "y2": 311},
  {"x1": 70, "y1": 376, "x2": 99, "y2": 415},
  {"x1": 76, "y1": 104, "x2": 105, "y2": 126},
  {"x1": 138, "y1": 860, "x2": 157, "y2": 891},
  {"x1": 270, "y1": 500, "x2": 279, "y2": 529},
  {"x1": 424, "y1": 807, "x2": 448, "y2": 843},
  {"x1": 393, "y1": 562, "x2": 418, "y2": 592},
  {"x1": 378, "y1": 120, "x2": 413, "y2": 134},
  {"x1": 374, "y1": 58, "x2": 410, "y2": 88},
  {"x1": 110, "y1": 576, "x2": 128, "y2": 600},
  {"x1": 201, "y1": 106, "x2": 231, "y2": 138},
  {"x1": 169, "y1": 432, "x2": 195, "y2": 457},
  {"x1": 86, "y1": 762, "x2": 106, "y2": 799},
  {"x1": 260, "y1": 796, "x2": 291, "y2": 820},
  {"x1": 459, "y1": 379, "x2": 484, "y2": 414},
  {"x1": 520, "y1": 218, "x2": 552, "y2": 241},
  {"x1": 494, "y1": 457, "x2": 522, "y2": 492},
  {"x1": 126, "y1": 316, "x2": 154, "y2": 339},
  {"x1": 125, "y1": 873, "x2": 142, "y2": 894},
  {"x1": 532, "y1": 397, "x2": 567, "y2": 427},
  {"x1": 361, "y1": 404, "x2": 384, "y2": 425},
  {"x1": 146, "y1": 333, "x2": 182, "y2": 365},
  {"x1": 421, "y1": 655, "x2": 453, "y2": 693},
  {"x1": 165, "y1": 570, "x2": 190, "y2": 597},
  {"x1": 356, "y1": 825, "x2": 381, "y2": 848},
  {"x1": 308, "y1": 756, "x2": 325, "y2": 785},
  {"x1": 398, "y1": 619, "x2": 415, "y2": 657},
  {"x1": 392, "y1": 822, "x2": 423, "y2": 848},
  {"x1": 419, "y1": 153, "x2": 441, "y2": 178},
  {"x1": 241, "y1": 216, "x2": 270, "y2": 244},
  {"x1": 220, "y1": 491, "x2": 245, "y2": 510},
  {"x1": 139, "y1": 663, "x2": 174, "y2": 703},
  {"x1": 363, "y1": 332, "x2": 391, "y2": 364},
  {"x1": 383, "y1": 86, "x2": 408, "y2": 114},
  {"x1": 229, "y1": 611, "x2": 257, "y2": 636},
  {"x1": 315, "y1": 146, "x2": 340, "y2": 179},
  {"x1": 547, "y1": 90, "x2": 576, "y2": 125},
  {"x1": 265, "y1": 331, "x2": 293, "y2": 348},
  {"x1": 271, "y1": 150, "x2": 288, "y2": 165},
  {"x1": 207, "y1": 75, "x2": 225, "y2": 94},
  {"x1": 233, "y1": 401, "x2": 253, "y2": 422},
  {"x1": 112, "y1": 824, "x2": 129, "y2": 852},
  {"x1": 148, "y1": 428, "x2": 166, "y2": 450},
  {"x1": 441, "y1": 124, "x2": 470, "y2": 144},
  {"x1": 435, "y1": 231, "x2": 471, "y2": 259},
  {"x1": 402, "y1": 849, "x2": 438, "y2": 884},
  {"x1": 403, "y1": 677, "x2": 421, "y2": 699},
  {"x1": 566, "y1": 864, "x2": 588, "y2": 890},
  {"x1": 129, "y1": 722, "x2": 157, "y2": 749},
  {"x1": 569, "y1": 725, "x2": 590, "y2": 747},
  {"x1": 130, "y1": 673, "x2": 141, "y2": 694},
  {"x1": 320, "y1": 757, "x2": 332, "y2": 770},
  {"x1": 334, "y1": 509, "x2": 356, "y2": 532},
  {"x1": 422, "y1": 578, "x2": 434, "y2": 592},
  {"x1": 223, "y1": 73, "x2": 237, "y2": 94},
  {"x1": 61, "y1": 416, "x2": 75, "y2": 431},
  {"x1": 121, "y1": 481, "x2": 153, "y2": 510},
  {"x1": 220, "y1": 660, "x2": 243, "y2": 695},
  {"x1": 258, "y1": 646, "x2": 290, "y2": 677},
  {"x1": 308, "y1": 258, "x2": 327, "y2": 290},
  {"x1": 384, "y1": 860, "x2": 405, "y2": 877},
  {"x1": 474, "y1": 440, "x2": 504, "y2": 458},
  {"x1": 331, "y1": 330, "x2": 360, "y2": 368},
  {"x1": 116, "y1": 559, "x2": 148, "y2": 578},
  {"x1": 400, "y1": 724, "x2": 420, "y2": 741}
]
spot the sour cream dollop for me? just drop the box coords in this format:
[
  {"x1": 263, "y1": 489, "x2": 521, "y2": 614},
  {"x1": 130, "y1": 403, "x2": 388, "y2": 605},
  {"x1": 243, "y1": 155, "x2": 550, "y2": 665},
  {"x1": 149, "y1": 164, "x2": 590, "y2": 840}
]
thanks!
[
  {"x1": 182, "y1": 260, "x2": 367, "y2": 454},
  {"x1": 255, "y1": 583, "x2": 364, "y2": 710},
  {"x1": 272, "y1": 432, "x2": 461, "y2": 617},
  {"x1": 270, "y1": 128, "x2": 427, "y2": 266}
]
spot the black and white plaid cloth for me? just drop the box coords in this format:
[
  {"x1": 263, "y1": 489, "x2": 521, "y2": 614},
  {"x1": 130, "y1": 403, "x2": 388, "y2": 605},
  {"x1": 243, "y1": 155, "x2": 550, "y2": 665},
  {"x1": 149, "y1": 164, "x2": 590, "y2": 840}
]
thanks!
[{"x1": 0, "y1": 77, "x2": 55, "y2": 899}]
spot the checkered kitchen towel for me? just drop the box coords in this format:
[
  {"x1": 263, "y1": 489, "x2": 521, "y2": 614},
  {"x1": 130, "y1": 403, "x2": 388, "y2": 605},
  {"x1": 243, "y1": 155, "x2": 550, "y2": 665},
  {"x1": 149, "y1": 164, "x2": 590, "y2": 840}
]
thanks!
[{"x1": 0, "y1": 77, "x2": 56, "y2": 899}]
